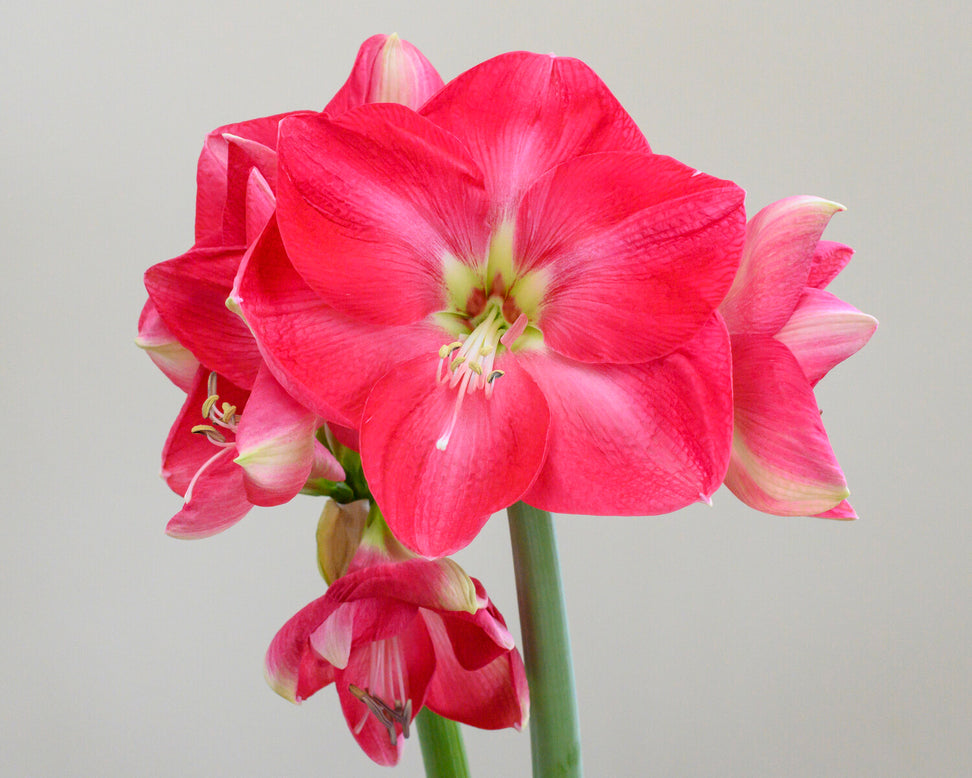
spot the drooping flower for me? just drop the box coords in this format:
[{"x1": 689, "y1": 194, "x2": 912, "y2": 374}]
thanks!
[
  {"x1": 233, "y1": 52, "x2": 745, "y2": 556},
  {"x1": 140, "y1": 35, "x2": 442, "y2": 536},
  {"x1": 265, "y1": 513, "x2": 529, "y2": 765},
  {"x1": 719, "y1": 196, "x2": 878, "y2": 517}
]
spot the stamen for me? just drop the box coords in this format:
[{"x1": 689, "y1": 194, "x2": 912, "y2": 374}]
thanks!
[
  {"x1": 348, "y1": 684, "x2": 412, "y2": 746},
  {"x1": 487, "y1": 370, "x2": 505, "y2": 383},
  {"x1": 207, "y1": 371, "x2": 218, "y2": 397},
  {"x1": 201, "y1": 394, "x2": 220, "y2": 418}
]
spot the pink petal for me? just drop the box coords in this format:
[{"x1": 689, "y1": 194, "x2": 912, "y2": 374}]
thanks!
[
  {"x1": 360, "y1": 353, "x2": 550, "y2": 557},
  {"x1": 516, "y1": 152, "x2": 744, "y2": 362},
  {"x1": 221, "y1": 134, "x2": 278, "y2": 245},
  {"x1": 326, "y1": 559, "x2": 480, "y2": 614},
  {"x1": 231, "y1": 216, "x2": 445, "y2": 427},
  {"x1": 720, "y1": 196, "x2": 845, "y2": 335},
  {"x1": 164, "y1": 446, "x2": 253, "y2": 539},
  {"x1": 436, "y1": 592, "x2": 516, "y2": 671},
  {"x1": 324, "y1": 34, "x2": 444, "y2": 115},
  {"x1": 234, "y1": 364, "x2": 335, "y2": 506},
  {"x1": 308, "y1": 439, "x2": 347, "y2": 482},
  {"x1": 145, "y1": 247, "x2": 262, "y2": 389},
  {"x1": 244, "y1": 168, "x2": 276, "y2": 245},
  {"x1": 310, "y1": 600, "x2": 418, "y2": 669},
  {"x1": 336, "y1": 616, "x2": 434, "y2": 766},
  {"x1": 775, "y1": 288, "x2": 878, "y2": 386},
  {"x1": 194, "y1": 113, "x2": 293, "y2": 246},
  {"x1": 521, "y1": 314, "x2": 733, "y2": 513},
  {"x1": 816, "y1": 499, "x2": 857, "y2": 520},
  {"x1": 807, "y1": 240, "x2": 854, "y2": 289},
  {"x1": 421, "y1": 51, "x2": 650, "y2": 216},
  {"x1": 265, "y1": 593, "x2": 340, "y2": 703},
  {"x1": 275, "y1": 105, "x2": 491, "y2": 325},
  {"x1": 159, "y1": 367, "x2": 249, "y2": 497},
  {"x1": 135, "y1": 298, "x2": 199, "y2": 391},
  {"x1": 422, "y1": 610, "x2": 529, "y2": 730},
  {"x1": 724, "y1": 334, "x2": 850, "y2": 516}
]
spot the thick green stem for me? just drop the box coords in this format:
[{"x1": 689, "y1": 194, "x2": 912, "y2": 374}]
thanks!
[
  {"x1": 507, "y1": 502, "x2": 583, "y2": 777},
  {"x1": 416, "y1": 708, "x2": 470, "y2": 778}
]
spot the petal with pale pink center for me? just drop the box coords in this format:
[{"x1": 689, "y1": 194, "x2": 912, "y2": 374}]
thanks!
[
  {"x1": 421, "y1": 51, "x2": 649, "y2": 215},
  {"x1": 324, "y1": 34, "x2": 444, "y2": 115},
  {"x1": 721, "y1": 196, "x2": 845, "y2": 335},
  {"x1": 145, "y1": 247, "x2": 262, "y2": 389},
  {"x1": 515, "y1": 152, "x2": 744, "y2": 362},
  {"x1": 135, "y1": 298, "x2": 199, "y2": 391},
  {"x1": 725, "y1": 334, "x2": 850, "y2": 516},
  {"x1": 360, "y1": 353, "x2": 550, "y2": 557},
  {"x1": 164, "y1": 446, "x2": 252, "y2": 539},
  {"x1": 265, "y1": 593, "x2": 340, "y2": 703},
  {"x1": 520, "y1": 314, "x2": 733, "y2": 514},
  {"x1": 275, "y1": 105, "x2": 491, "y2": 325},
  {"x1": 231, "y1": 216, "x2": 445, "y2": 427},
  {"x1": 234, "y1": 364, "x2": 342, "y2": 506},
  {"x1": 775, "y1": 288, "x2": 878, "y2": 386}
]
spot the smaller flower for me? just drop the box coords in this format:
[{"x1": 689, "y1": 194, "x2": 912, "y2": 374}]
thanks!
[
  {"x1": 266, "y1": 514, "x2": 529, "y2": 765},
  {"x1": 719, "y1": 196, "x2": 878, "y2": 517},
  {"x1": 162, "y1": 366, "x2": 343, "y2": 538}
]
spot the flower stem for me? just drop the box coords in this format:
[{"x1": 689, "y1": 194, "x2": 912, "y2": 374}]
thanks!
[
  {"x1": 507, "y1": 502, "x2": 583, "y2": 777},
  {"x1": 416, "y1": 708, "x2": 470, "y2": 778}
]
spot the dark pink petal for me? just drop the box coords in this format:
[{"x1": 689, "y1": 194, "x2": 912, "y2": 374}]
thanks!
[
  {"x1": 421, "y1": 51, "x2": 649, "y2": 216},
  {"x1": 336, "y1": 616, "x2": 434, "y2": 766},
  {"x1": 324, "y1": 34, "x2": 444, "y2": 115},
  {"x1": 521, "y1": 314, "x2": 733, "y2": 513},
  {"x1": 135, "y1": 298, "x2": 199, "y2": 391},
  {"x1": 308, "y1": 439, "x2": 347, "y2": 482},
  {"x1": 194, "y1": 113, "x2": 293, "y2": 246},
  {"x1": 245, "y1": 169, "x2": 276, "y2": 245},
  {"x1": 725, "y1": 334, "x2": 850, "y2": 516},
  {"x1": 275, "y1": 106, "x2": 490, "y2": 325},
  {"x1": 325, "y1": 559, "x2": 480, "y2": 614},
  {"x1": 775, "y1": 288, "x2": 878, "y2": 386},
  {"x1": 516, "y1": 152, "x2": 744, "y2": 362},
  {"x1": 807, "y1": 240, "x2": 854, "y2": 289},
  {"x1": 436, "y1": 590, "x2": 516, "y2": 671},
  {"x1": 720, "y1": 196, "x2": 845, "y2": 335},
  {"x1": 160, "y1": 367, "x2": 249, "y2": 496},
  {"x1": 265, "y1": 593, "x2": 340, "y2": 703},
  {"x1": 816, "y1": 500, "x2": 857, "y2": 520},
  {"x1": 145, "y1": 247, "x2": 262, "y2": 389},
  {"x1": 231, "y1": 217, "x2": 445, "y2": 426},
  {"x1": 234, "y1": 364, "x2": 340, "y2": 506},
  {"x1": 422, "y1": 610, "x2": 529, "y2": 730},
  {"x1": 164, "y1": 446, "x2": 252, "y2": 539},
  {"x1": 360, "y1": 353, "x2": 550, "y2": 557}
]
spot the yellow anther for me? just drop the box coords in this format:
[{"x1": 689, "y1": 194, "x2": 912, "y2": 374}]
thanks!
[
  {"x1": 191, "y1": 424, "x2": 218, "y2": 435},
  {"x1": 221, "y1": 402, "x2": 237, "y2": 420},
  {"x1": 438, "y1": 341, "x2": 463, "y2": 359},
  {"x1": 479, "y1": 344, "x2": 494, "y2": 356},
  {"x1": 201, "y1": 394, "x2": 220, "y2": 418},
  {"x1": 487, "y1": 370, "x2": 505, "y2": 383},
  {"x1": 449, "y1": 356, "x2": 466, "y2": 371},
  {"x1": 468, "y1": 361, "x2": 483, "y2": 375}
]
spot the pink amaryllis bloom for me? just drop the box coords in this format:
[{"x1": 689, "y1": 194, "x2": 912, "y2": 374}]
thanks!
[
  {"x1": 266, "y1": 526, "x2": 528, "y2": 766},
  {"x1": 719, "y1": 196, "x2": 878, "y2": 517},
  {"x1": 233, "y1": 51, "x2": 745, "y2": 556},
  {"x1": 141, "y1": 35, "x2": 443, "y2": 535}
]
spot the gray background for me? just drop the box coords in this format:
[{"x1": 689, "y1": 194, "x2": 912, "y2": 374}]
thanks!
[{"x1": 2, "y1": 0, "x2": 969, "y2": 775}]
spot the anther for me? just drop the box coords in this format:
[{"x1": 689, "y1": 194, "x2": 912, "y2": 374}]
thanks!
[
  {"x1": 487, "y1": 370, "x2": 505, "y2": 383},
  {"x1": 449, "y1": 356, "x2": 466, "y2": 371},
  {"x1": 348, "y1": 684, "x2": 411, "y2": 746},
  {"x1": 468, "y1": 362, "x2": 483, "y2": 375},
  {"x1": 438, "y1": 341, "x2": 463, "y2": 359},
  {"x1": 201, "y1": 394, "x2": 220, "y2": 418},
  {"x1": 207, "y1": 371, "x2": 218, "y2": 396}
]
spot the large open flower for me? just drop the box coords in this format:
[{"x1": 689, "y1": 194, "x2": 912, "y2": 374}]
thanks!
[
  {"x1": 719, "y1": 196, "x2": 878, "y2": 517},
  {"x1": 234, "y1": 52, "x2": 745, "y2": 556},
  {"x1": 266, "y1": 525, "x2": 528, "y2": 765}
]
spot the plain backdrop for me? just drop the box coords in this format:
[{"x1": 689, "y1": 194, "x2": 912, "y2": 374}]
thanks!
[{"x1": 1, "y1": 1, "x2": 969, "y2": 775}]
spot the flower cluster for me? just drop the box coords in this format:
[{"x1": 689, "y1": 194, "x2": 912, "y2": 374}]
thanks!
[{"x1": 139, "y1": 34, "x2": 875, "y2": 766}]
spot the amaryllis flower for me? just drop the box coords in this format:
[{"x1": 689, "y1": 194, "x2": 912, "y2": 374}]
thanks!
[
  {"x1": 233, "y1": 52, "x2": 745, "y2": 556},
  {"x1": 719, "y1": 196, "x2": 878, "y2": 517},
  {"x1": 141, "y1": 35, "x2": 442, "y2": 535},
  {"x1": 266, "y1": 518, "x2": 528, "y2": 765}
]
